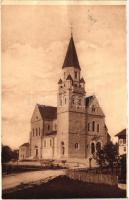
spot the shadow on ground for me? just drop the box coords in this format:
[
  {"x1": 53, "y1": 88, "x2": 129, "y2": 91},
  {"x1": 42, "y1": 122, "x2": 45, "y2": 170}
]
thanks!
[{"x1": 3, "y1": 175, "x2": 126, "y2": 199}]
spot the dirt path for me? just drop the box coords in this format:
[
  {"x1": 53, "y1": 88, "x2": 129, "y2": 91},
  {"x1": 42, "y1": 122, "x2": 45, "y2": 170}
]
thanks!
[{"x1": 2, "y1": 169, "x2": 65, "y2": 190}]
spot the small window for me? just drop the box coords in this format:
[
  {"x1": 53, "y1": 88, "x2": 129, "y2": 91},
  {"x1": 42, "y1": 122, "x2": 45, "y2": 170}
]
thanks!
[
  {"x1": 119, "y1": 139, "x2": 123, "y2": 145},
  {"x1": 123, "y1": 138, "x2": 126, "y2": 144},
  {"x1": 97, "y1": 124, "x2": 99, "y2": 132},
  {"x1": 88, "y1": 123, "x2": 90, "y2": 131},
  {"x1": 50, "y1": 139, "x2": 52, "y2": 147},
  {"x1": 44, "y1": 140, "x2": 46, "y2": 147},
  {"x1": 75, "y1": 143, "x2": 79, "y2": 149},
  {"x1": 48, "y1": 124, "x2": 50, "y2": 131},
  {"x1": 65, "y1": 98, "x2": 66, "y2": 104},
  {"x1": 60, "y1": 99, "x2": 62, "y2": 106},
  {"x1": 36, "y1": 128, "x2": 38, "y2": 136},
  {"x1": 92, "y1": 121, "x2": 95, "y2": 132},
  {"x1": 33, "y1": 129, "x2": 34, "y2": 136},
  {"x1": 75, "y1": 71, "x2": 77, "y2": 79}
]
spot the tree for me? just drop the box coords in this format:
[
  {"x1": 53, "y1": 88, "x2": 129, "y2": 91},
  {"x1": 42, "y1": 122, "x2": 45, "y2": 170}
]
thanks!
[
  {"x1": 96, "y1": 141, "x2": 118, "y2": 170},
  {"x1": 2, "y1": 145, "x2": 13, "y2": 163}
]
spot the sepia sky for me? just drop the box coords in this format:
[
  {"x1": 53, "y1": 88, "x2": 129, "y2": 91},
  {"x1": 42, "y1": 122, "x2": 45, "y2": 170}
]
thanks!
[{"x1": 2, "y1": 5, "x2": 126, "y2": 149}]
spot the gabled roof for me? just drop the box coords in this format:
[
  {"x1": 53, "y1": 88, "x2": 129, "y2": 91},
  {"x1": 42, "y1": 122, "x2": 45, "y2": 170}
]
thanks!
[
  {"x1": 66, "y1": 74, "x2": 73, "y2": 81},
  {"x1": 62, "y1": 36, "x2": 80, "y2": 69},
  {"x1": 85, "y1": 96, "x2": 94, "y2": 107},
  {"x1": 37, "y1": 104, "x2": 57, "y2": 120},
  {"x1": 115, "y1": 129, "x2": 126, "y2": 137},
  {"x1": 20, "y1": 143, "x2": 29, "y2": 147},
  {"x1": 80, "y1": 77, "x2": 85, "y2": 83}
]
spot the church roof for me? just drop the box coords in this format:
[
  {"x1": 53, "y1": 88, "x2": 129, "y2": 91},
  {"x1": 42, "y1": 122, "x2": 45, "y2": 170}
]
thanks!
[
  {"x1": 62, "y1": 36, "x2": 80, "y2": 69},
  {"x1": 37, "y1": 104, "x2": 57, "y2": 120},
  {"x1": 66, "y1": 74, "x2": 73, "y2": 81},
  {"x1": 115, "y1": 129, "x2": 126, "y2": 138},
  {"x1": 85, "y1": 96, "x2": 94, "y2": 107}
]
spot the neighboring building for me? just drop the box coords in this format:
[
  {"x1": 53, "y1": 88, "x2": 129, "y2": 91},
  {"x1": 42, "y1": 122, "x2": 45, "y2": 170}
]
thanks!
[
  {"x1": 19, "y1": 143, "x2": 30, "y2": 160},
  {"x1": 115, "y1": 129, "x2": 126, "y2": 156},
  {"x1": 20, "y1": 36, "x2": 110, "y2": 162}
]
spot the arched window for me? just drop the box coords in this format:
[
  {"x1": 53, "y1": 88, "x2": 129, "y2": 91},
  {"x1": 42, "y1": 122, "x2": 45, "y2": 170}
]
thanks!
[
  {"x1": 75, "y1": 71, "x2": 77, "y2": 79},
  {"x1": 44, "y1": 140, "x2": 46, "y2": 147},
  {"x1": 75, "y1": 143, "x2": 79, "y2": 149},
  {"x1": 96, "y1": 142, "x2": 101, "y2": 152},
  {"x1": 91, "y1": 143, "x2": 95, "y2": 154},
  {"x1": 64, "y1": 72, "x2": 65, "y2": 79},
  {"x1": 92, "y1": 121, "x2": 95, "y2": 131},
  {"x1": 60, "y1": 99, "x2": 62, "y2": 106},
  {"x1": 50, "y1": 139, "x2": 52, "y2": 147},
  {"x1": 39, "y1": 128, "x2": 40, "y2": 136},
  {"x1": 61, "y1": 142, "x2": 65, "y2": 155},
  {"x1": 65, "y1": 98, "x2": 66, "y2": 104},
  {"x1": 33, "y1": 128, "x2": 34, "y2": 136},
  {"x1": 36, "y1": 128, "x2": 38, "y2": 136},
  {"x1": 97, "y1": 124, "x2": 99, "y2": 132}
]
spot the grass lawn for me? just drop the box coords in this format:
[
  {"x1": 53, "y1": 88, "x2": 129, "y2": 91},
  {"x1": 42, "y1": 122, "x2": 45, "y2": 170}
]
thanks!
[{"x1": 3, "y1": 175, "x2": 126, "y2": 199}]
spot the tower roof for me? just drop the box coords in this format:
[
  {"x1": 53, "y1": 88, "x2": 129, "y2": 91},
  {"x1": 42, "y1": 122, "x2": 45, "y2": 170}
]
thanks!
[{"x1": 62, "y1": 36, "x2": 80, "y2": 69}]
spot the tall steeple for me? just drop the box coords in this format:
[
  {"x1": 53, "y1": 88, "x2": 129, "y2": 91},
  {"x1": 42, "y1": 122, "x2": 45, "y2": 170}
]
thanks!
[{"x1": 62, "y1": 36, "x2": 80, "y2": 69}]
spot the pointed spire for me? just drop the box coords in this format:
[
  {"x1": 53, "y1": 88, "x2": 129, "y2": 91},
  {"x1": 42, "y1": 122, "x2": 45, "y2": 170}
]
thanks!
[
  {"x1": 80, "y1": 77, "x2": 85, "y2": 83},
  {"x1": 62, "y1": 36, "x2": 80, "y2": 69},
  {"x1": 58, "y1": 78, "x2": 62, "y2": 84}
]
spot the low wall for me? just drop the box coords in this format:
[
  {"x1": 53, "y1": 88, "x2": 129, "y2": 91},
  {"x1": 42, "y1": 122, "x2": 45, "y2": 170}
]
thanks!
[{"x1": 66, "y1": 169, "x2": 118, "y2": 186}]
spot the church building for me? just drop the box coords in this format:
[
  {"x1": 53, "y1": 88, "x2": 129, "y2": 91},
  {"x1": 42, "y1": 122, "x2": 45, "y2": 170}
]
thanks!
[{"x1": 19, "y1": 36, "x2": 110, "y2": 162}]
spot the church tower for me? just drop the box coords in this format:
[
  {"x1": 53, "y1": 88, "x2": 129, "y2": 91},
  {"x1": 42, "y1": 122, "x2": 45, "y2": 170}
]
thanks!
[{"x1": 57, "y1": 36, "x2": 86, "y2": 159}]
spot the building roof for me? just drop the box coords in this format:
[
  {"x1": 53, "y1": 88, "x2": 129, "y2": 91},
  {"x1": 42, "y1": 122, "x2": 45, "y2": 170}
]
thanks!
[
  {"x1": 115, "y1": 129, "x2": 126, "y2": 137},
  {"x1": 62, "y1": 36, "x2": 80, "y2": 69},
  {"x1": 37, "y1": 104, "x2": 57, "y2": 120},
  {"x1": 66, "y1": 74, "x2": 73, "y2": 81},
  {"x1": 85, "y1": 96, "x2": 94, "y2": 107},
  {"x1": 20, "y1": 143, "x2": 29, "y2": 147}
]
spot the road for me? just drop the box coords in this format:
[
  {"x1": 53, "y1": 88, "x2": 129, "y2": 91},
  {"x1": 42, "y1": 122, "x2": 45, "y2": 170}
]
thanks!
[{"x1": 2, "y1": 169, "x2": 65, "y2": 190}]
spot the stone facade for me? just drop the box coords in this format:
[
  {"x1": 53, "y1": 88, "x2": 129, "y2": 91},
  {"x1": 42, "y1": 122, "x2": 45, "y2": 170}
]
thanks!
[{"x1": 20, "y1": 36, "x2": 111, "y2": 161}]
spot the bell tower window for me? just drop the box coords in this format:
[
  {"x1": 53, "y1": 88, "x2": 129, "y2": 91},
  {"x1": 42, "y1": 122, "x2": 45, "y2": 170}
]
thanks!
[{"x1": 75, "y1": 71, "x2": 77, "y2": 79}]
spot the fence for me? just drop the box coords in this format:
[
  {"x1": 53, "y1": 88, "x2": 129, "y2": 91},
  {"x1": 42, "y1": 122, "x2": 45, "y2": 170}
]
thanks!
[{"x1": 66, "y1": 169, "x2": 118, "y2": 186}]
